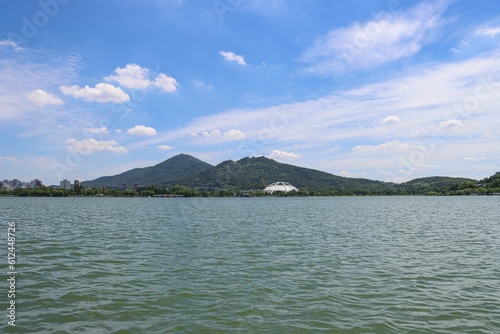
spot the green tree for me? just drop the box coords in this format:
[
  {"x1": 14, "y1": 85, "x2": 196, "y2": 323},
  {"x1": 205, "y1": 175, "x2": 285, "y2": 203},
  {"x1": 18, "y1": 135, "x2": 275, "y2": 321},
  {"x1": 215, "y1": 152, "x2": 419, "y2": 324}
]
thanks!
[{"x1": 458, "y1": 181, "x2": 476, "y2": 190}]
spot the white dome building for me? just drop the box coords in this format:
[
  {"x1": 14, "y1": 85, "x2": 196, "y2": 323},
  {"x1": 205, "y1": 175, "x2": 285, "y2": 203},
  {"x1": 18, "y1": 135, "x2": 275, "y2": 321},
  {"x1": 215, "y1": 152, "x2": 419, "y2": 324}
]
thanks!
[{"x1": 263, "y1": 182, "x2": 298, "y2": 194}]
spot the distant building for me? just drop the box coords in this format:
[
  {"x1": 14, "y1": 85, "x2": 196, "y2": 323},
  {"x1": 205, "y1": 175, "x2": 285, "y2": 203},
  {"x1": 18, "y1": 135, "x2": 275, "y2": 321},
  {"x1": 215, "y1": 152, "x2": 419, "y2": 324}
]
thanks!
[
  {"x1": 120, "y1": 182, "x2": 126, "y2": 191},
  {"x1": 133, "y1": 182, "x2": 139, "y2": 191},
  {"x1": 30, "y1": 179, "x2": 43, "y2": 188},
  {"x1": 263, "y1": 182, "x2": 298, "y2": 194},
  {"x1": 2, "y1": 179, "x2": 42, "y2": 190},
  {"x1": 1, "y1": 179, "x2": 17, "y2": 190},
  {"x1": 60, "y1": 179, "x2": 72, "y2": 190},
  {"x1": 105, "y1": 185, "x2": 119, "y2": 190},
  {"x1": 12, "y1": 179, "x2": 23, "y2": 189}
]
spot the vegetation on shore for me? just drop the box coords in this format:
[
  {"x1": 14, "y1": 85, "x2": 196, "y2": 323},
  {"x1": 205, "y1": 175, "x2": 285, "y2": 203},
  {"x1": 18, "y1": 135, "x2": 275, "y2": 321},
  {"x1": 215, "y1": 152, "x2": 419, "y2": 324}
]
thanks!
[{"x1": 1, "y1": 172, "x2": 499, "y2": 197}]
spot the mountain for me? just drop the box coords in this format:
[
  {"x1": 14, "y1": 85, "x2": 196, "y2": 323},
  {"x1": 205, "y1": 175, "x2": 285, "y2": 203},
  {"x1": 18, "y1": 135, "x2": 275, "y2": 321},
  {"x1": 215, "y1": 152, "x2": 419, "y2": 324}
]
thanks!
[
  {"x1": 82, "y1": 153, "x2": 484, "y2": 195},
  {"x1": 479, "y1": 172, "x2": 500, "y2": 188},
  {"x1": 401, "y1": 176, "x2": 477, "y2": 193},
  {"x1": 171, "y1": 156, "x2": 399, "y2": 194},
  {"x1": 82, "y1": 154, "x2": 213, "y2": 188}
]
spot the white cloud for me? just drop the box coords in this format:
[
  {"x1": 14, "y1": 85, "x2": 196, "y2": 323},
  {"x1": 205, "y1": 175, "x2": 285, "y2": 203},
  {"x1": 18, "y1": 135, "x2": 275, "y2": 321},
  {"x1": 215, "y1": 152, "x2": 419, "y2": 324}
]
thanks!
[
  {"x1": 157, "y1": 144, "x2": 173, "y2": 150},
  {"x1": 194, "y1": 80, "x2": 213, "y2": 89},
  {"x1": 153, "y1": 73, "x2": 178, "y2": 92},
  {"x1": 64, "y1": 138, "x2": 127, "y2": 155},
  {"x1": 464, "y1": 157, "x2": 485, "y2": 162},
  {"x1": 475, "y1": 26, "x2": 500, "y2": 37},
  {"x1": 84, "y1": 127, "x2": 109, "y2": 134},
  {"x1": 471, "y1": 164, "x2": 500, "y2": 172},
  {"x1": 219, "y1": 51, "x2": 247, "y2": 65},
  {"x1": 105, "y1": 63, "x2": 151, "y2": 89},
  {"x1": 0, "y1": 53, "x2": 84, "y2": 129},
  {"x1": 0, "y1": 39, "x2": 24, "y2": 51},
  {"x1": 0, "y1": 156, "x2": 19, "y2": 164},
  {"x1": 300, "y1": 1, "x2": 447, "y2": 74},
  {"x1": 202, "y1": 129, "x2": 221, "y2": 137},
  {"x1": 127, "y1": 125, "x2": 157, "y2": 136},
  {"x1": 105, "y1": 64, "x2": 178, "y2": 92},
  {"x1": 382, "y1": 115, "x2": 401, "y2": 124},
  {"x1": 26, "y1": 89, "x2": 64, "y2": 106},
  {"x1": 439, "y1": 119, "x2": 464, "y2": 129},
  {"x1": 339, "y1": 171, "x2": 354, "y2": 177},
  {"x1": 60, "y1": 83, "x2": 130, "y2": 103},
  {"x1": 268, "y1": 150, "x2": 300, "y2": 160},
  {"x1": 353, "y1": 140, "x2": 423, "y2": 154},
  {"x1": 130, "y1": 51, "x2": 500, "y2": 181},
  {"x1": 223, "y1": 129, "x2": 246, "y2": 140}
]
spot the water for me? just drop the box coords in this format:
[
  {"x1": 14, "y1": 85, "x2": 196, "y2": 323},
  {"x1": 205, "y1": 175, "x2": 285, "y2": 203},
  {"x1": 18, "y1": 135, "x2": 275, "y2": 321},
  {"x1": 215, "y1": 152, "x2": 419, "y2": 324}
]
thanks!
[{"x1": 1, "y1": 196, "x2": 499, "y2": 333}]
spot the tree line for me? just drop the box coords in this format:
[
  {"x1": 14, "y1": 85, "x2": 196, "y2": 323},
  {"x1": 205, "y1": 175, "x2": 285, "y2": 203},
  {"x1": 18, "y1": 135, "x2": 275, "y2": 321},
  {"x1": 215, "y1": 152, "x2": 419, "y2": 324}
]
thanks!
[{"x1": 1, "y1": 178, "x2": 499, "y2": 198}]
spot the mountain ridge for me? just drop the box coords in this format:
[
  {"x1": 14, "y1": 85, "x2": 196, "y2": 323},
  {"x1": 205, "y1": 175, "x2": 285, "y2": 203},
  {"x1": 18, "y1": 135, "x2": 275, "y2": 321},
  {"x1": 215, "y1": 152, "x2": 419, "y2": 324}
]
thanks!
[
  {"x1": 82, "y1": 153, "x2": 213, "y2": 188},
  {"x1": 82, "y1": 153, "x2": 480, "y2": 194}
]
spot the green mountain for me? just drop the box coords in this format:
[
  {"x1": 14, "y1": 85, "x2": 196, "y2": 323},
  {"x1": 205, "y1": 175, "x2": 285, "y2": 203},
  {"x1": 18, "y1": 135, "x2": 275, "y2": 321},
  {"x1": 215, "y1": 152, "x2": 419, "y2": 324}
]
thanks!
[
  {"x1": 82, "y1": 153, "x2": 485, "y2": 195},
  {"x1": 400, "y1": 176, "x2": 477, "y2": 194},
  {"x1": 169, "y1": 156, "x2": 400, "y2": 194},
  {"x1": 82, "y1": 154, "x2": 213, "y2": 188},
  {"x1": 479, "y1": 172, "x2": 500, "y2": 188}
]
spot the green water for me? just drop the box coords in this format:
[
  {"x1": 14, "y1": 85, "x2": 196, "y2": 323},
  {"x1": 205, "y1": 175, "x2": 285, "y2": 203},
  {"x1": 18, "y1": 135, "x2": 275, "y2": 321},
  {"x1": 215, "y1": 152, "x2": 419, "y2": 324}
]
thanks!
[{"x1": 1, "y1": 196, "x2": 499, "y2": 333}]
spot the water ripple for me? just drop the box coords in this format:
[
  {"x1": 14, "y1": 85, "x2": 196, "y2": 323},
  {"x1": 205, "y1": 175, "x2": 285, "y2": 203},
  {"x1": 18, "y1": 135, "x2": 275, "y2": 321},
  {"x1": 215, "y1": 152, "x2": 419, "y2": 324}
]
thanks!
[{"x1": 1, "y1": 196, "x2": 499, "y2": 333}]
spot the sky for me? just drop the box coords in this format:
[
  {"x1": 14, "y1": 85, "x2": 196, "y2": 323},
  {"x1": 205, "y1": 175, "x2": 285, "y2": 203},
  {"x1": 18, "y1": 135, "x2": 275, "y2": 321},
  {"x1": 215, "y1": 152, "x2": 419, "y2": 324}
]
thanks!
[{"x1": 1, "y1": 0, "x2": 499, "y2": 185}]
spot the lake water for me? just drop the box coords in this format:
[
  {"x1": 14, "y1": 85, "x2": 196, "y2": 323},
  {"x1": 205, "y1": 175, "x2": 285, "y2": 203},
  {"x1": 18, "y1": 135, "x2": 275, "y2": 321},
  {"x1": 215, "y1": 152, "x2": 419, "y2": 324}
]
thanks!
[{"x1": 1, "y1": 196, "x2": 499, "y2": 333}]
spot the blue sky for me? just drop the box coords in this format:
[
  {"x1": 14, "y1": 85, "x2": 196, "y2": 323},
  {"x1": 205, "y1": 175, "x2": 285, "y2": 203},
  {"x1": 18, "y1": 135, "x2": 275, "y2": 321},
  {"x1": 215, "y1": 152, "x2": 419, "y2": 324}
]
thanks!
[{"x1": 1, "y1": 0, "x2": 499, "y2": 185}]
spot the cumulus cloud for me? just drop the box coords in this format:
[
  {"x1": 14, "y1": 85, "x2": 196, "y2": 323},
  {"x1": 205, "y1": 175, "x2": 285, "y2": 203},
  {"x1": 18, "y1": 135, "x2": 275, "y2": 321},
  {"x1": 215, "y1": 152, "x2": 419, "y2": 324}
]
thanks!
[
  {"x1": 105, "y1": 63, "x2": 151, "y2": 89},
  {"x1": 26, "y1": 89, "x2": 64, "y2": 106},
  {"x1": 202, "y1": 129, "x2": 221, "y2": 137},
  {"x1": 127, "y1": 125, "x2": 157, "y2": 136},
  {"x1": 219, "y1": 51, "x2": 247, "y2": 65},
  {"x1": 157, "y1": 144, "x2": 173, "y2": 150},
  {"x1": 105, "y1": 64, "x2": 178, "y2": 92},
  {"x1": 84, "y1": 127, "x2": 109, "y2": 134},
  {"x1": 475, "y1": 26, "x2": 500, "y2": 37},
  {"x1": 65, "y1": 138, "x2": 127, "y2": 155},
  {"x1": 268, "y1": 150, "x2": 300, "y2": 160},
  {"x1": 300, "y1": 1, "x2": 447, "y2": 74},
  {"x1": 153, "y1": 73, "x2": 178, "y2": 92},
  {"x1": 60, "y1": 83, "x2": 130, "y2": 103},
  {"x1": 128, "y1": 50, "x2": 500, "y2": 181},
  {"x1": 382, "y1": 115, "x2": 401, "y2": 124},
  {"x1": 223, "y1": 129, "x2": 246, "y2": 140}
]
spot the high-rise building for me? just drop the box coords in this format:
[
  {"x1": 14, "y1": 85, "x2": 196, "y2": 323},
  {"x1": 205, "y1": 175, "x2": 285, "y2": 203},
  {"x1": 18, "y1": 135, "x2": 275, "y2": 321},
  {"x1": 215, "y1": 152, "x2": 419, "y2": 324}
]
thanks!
[
  {"x1": 12, "y1": 179, "x2": 23, "y2": 189},
  {"x1": 60, "y1": 179, "x2": 72, "y2": 190},
  {"x1": 30, "y1": 179, "x2": 42, "y2": 188}
]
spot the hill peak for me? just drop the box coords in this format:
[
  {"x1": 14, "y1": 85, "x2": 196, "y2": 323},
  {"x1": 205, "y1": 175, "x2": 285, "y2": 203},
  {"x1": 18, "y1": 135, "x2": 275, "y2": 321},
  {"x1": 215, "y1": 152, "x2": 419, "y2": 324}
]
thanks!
[
  {"x1": 155, "y1": 153, "x2": 211, "y2": 167},
  {"x1": 83, "y1": 153, "x2": 212, "y2": 188}
]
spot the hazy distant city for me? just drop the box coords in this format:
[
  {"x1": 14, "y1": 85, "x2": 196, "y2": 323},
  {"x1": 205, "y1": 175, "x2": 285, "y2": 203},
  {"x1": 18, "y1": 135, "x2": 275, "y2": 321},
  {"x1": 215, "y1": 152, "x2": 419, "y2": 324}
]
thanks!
[{"x1": 0, "y1": 179, "x2": 140, "y2": 192}]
